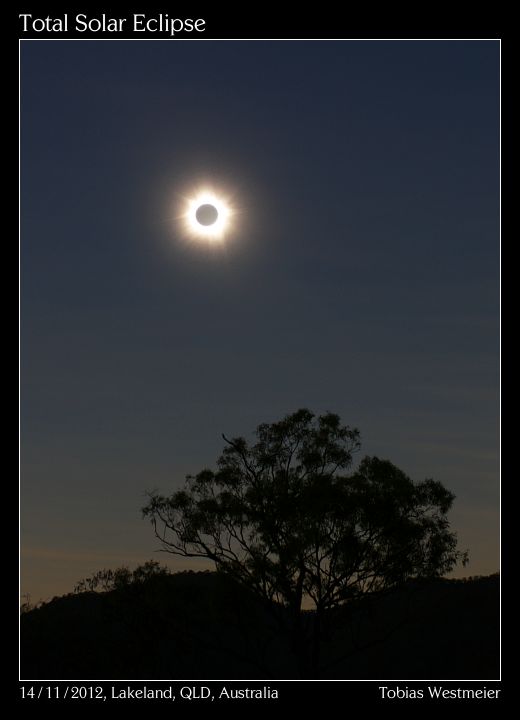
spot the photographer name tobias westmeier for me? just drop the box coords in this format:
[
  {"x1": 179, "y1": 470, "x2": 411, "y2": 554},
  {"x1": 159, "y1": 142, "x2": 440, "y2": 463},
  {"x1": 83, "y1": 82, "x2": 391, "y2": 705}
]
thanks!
[{"x1": 380, "y1": 686, "x2": 500, "y2": 700}]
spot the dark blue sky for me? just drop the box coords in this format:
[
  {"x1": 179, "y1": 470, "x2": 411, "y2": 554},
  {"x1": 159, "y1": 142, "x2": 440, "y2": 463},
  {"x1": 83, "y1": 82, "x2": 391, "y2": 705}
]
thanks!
[{"x1": 21, "y1": 40, "x2": 499, "y2": 599}]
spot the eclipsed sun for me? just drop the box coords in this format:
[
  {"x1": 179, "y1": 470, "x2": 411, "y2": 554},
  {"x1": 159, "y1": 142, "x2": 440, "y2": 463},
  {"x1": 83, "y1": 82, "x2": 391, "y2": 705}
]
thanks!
[{"x1": 183, "y1": 190, "x2": 232, "y2": 241}]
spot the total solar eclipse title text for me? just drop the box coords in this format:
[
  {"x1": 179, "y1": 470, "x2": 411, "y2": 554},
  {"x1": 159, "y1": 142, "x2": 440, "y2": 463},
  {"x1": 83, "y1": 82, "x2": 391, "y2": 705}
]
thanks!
[{"x1": 18, "y1": 14, "x2": 206, "y2": 37}]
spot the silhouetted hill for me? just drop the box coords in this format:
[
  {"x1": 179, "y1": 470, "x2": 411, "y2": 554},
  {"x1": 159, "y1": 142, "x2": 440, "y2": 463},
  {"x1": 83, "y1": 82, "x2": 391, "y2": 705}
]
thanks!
[{"x1": 21, "y1": 572, "x2": 499, "y2": 679}]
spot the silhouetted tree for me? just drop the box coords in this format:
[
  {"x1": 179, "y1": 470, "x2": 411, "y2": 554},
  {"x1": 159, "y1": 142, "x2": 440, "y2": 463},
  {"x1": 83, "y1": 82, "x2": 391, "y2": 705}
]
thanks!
[
  {"x1": 74, "y1": 560, "x2": 170, "y2": 594},
  {"x1": 143, "y1": 408, "x2": 467, "y2": 677}
]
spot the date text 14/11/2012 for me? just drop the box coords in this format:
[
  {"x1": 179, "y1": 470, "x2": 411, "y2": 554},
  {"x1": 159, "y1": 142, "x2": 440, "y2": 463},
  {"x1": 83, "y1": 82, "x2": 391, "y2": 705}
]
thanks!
[
  {"x1": 18, "y1": 14, "x2": 206, "y2": 36},
  {"x1": 20, "y1": 686, "x2": 279, "y2": 701}
]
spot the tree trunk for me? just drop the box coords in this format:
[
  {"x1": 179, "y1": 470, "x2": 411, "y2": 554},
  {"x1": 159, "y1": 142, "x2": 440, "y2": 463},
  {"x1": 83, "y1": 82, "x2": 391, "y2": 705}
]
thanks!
[
  {"x1": 292, "y1": 611, "x2": 312, "y2": 679},
  {"x1": 310, "y1": 608, "x2": 322, "y2": 678},
  {"x1": 291, "y1": 609, "x2": 324, "y2": 679}
]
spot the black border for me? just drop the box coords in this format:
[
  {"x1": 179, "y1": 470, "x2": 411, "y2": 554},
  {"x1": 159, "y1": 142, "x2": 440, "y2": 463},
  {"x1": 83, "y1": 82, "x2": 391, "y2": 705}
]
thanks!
[{"x1": 17, "y1": 5, "x2": 504, "y2": 707}]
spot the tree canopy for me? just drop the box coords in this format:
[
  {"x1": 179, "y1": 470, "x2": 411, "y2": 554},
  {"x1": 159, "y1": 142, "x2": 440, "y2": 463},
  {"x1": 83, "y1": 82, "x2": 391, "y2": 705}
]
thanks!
[
  {"x1": 143, "y1": 408, "x2": 467, "y2": 676},
  {"x1": 144, "y1": 409, "x2": 465, "y2": 605}
]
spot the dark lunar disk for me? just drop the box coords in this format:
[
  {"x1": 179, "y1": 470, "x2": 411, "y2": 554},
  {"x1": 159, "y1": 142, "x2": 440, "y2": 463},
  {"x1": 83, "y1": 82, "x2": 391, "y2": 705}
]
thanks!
[{"x1": 196, "y1": 204, "x2": 219, "y2": 226}]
